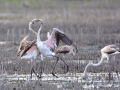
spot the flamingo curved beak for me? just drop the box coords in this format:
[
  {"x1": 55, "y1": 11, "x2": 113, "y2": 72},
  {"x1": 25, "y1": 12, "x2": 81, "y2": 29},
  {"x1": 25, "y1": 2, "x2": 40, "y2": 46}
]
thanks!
[
  {"x1": 31, "y1": 19, "x2": 44, "y2": 25},
  {"x1": 38, "y1": 19, "x2": 44, "y2": 25}
]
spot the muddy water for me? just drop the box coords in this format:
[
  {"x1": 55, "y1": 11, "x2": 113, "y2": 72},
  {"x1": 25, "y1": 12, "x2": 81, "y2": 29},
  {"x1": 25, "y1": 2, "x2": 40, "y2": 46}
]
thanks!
[{"x1": 0, "y1": 73, "x2": 120, "y2": 90}]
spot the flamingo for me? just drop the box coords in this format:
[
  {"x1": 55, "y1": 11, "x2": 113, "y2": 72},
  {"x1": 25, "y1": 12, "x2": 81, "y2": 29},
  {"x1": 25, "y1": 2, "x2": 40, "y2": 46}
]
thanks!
[
  {"x1": 28, "y1": 19, "x2": 74, "y2": 77},
  {"x1": 17, "y1": 35, "x2": 39, "y2": 78},
  {"x1": 17, "y1": 19, "x2": 50, "y2": 78},
  {"x1": 17, "y1": 19, "x2": 44, "y2": 78},
  {"x1": 29, "y1": 19, "x2": 67, "y2": 77},
  {"x1": 83, "y1": 45, "x2": 120, "y2": 81},
  {"x1": 56, "y1": 42, "x2": 77, "y2": 57}
]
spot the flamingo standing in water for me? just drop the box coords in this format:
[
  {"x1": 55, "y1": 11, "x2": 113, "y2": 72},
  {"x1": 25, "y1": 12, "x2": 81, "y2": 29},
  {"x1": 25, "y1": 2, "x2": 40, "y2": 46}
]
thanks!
[
  {"x1": 83, "y1": 45, "x2": 120, "y2": 81},
  {"x1": 29, "y1": 19, "x2": 74, "y2": 77}
]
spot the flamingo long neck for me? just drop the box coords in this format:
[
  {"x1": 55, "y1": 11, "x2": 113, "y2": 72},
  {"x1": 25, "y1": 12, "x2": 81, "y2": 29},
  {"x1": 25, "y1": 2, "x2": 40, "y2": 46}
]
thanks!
[
  {"x1": 83, "y1": 56, "x2": 105, "y2": 77},
  {"x1": 37, "y1": 24, "x2": 42, "y2": 43},
  {"x1": 29, "y1": 23, "x2": 37, "y2": 36}
]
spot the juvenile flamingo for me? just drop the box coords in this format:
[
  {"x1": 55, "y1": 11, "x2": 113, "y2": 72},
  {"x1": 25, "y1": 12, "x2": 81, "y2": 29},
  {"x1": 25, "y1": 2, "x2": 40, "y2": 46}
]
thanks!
[
  {"x1": 17, "y1": 35, "x2": 39, "y2": 78},
  {"x1": 83, "y1": 45, "x2": 120, "y2": 81},
  {"x1": 56, "y1": 42, "x2": 77, "y2": 57}
]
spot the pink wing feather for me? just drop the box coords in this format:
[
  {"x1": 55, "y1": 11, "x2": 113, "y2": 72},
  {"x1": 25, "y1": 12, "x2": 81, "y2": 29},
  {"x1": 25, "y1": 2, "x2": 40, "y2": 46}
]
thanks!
[{"x1": 26, "y1": 45, "x2": 36, "y2": 54}]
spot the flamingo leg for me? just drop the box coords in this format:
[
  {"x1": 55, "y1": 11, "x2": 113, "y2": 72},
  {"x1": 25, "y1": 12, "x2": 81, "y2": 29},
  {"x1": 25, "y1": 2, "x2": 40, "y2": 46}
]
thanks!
[
  {"x1": 60, "y1": 54, "x2": 69, "y2": 72},
  {"x1": 36, "y1": 54, "x2": 44, "y2": 78},
  {"x1": 113, "y1": 56, "x2": 119, "y2": 80},
  {"x1": 59, "y1": 57, "x2": 69, "y2": 73},
  {"x1": 58, "y1": 54, "x2": 68, "y2": 70},
  {"x1": 52, "y1": 56, "x2": 59, "y2": 78},
  {"x1": 30, "y1": 68, "x2": 38, "y2": 78},
  {"x1": 108, "y1": 58, "x2": 111, "y2": 82},
  {"x1": 37, "y1": 61, "x2": 43, "y2": 78},
  {"x1": 30, "y1": 59, "x2": 38, "y2": 78},
  {"x1": 30, "y1": 68, "x2": 33, "y2": 78},
  {"x1": 51, "y1": 55, "x2": 69, "y2": 78}
]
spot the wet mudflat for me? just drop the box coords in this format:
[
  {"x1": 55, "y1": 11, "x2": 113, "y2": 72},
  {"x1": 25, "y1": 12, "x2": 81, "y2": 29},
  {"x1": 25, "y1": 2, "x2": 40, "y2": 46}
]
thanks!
[
  {"x1": 0, "y1": 0, "x2": 120, "y2": 89},
  {"x1": 0, "y1": 73, "x2": 120, "y2": 90}
]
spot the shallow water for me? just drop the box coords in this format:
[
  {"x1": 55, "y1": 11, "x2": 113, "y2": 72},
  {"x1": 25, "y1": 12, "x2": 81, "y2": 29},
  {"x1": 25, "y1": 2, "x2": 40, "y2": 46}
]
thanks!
[{"x1": 0, "y1": 73, "x2": 120, "y2": 89}]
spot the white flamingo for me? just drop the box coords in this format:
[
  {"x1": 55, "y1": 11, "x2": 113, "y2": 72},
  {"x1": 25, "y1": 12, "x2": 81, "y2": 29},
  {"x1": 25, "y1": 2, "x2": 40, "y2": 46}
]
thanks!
[
  {"x1": 83, "y1": 45, "x2": 120, "y2": 81},
  {"x1": 29, "y1": 19, "x2": 74, "y2": 77}
]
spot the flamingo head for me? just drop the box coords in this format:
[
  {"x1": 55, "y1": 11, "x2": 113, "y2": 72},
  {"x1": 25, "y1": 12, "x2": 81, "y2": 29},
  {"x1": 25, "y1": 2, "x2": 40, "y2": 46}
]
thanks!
[{"x1": 30, "y1": 19, "x2": 44, "y2": 25}]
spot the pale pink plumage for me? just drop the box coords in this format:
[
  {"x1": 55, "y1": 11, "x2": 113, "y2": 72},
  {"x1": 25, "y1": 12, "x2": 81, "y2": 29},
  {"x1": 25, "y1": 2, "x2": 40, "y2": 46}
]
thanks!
[
  {"x1": 29, "y1": 19, "x2": 73, "y2": 78},
  {"x1": 26, "y1": 45, "x2": 36, "y2": 54}
]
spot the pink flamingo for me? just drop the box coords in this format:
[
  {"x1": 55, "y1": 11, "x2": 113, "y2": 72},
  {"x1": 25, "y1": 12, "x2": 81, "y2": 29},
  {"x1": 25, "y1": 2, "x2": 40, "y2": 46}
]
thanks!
[{"x1": 29, "y1": 19, "x2": 74, "y2": 78}]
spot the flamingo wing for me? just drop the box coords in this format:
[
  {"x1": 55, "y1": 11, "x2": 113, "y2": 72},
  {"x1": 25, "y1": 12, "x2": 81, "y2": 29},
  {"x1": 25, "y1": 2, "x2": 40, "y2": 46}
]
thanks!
[
  {"x1": 46, "y1": 28, "x2": 73, "y2": 51},
  {"x1": 20, "y1": 39, "x2": 37, "y2": 57},
  {"x1": 55, "y1": 31, "x2": 73, "y2": 47},
  {"x1": 20, "y1": 45, "x2": 37, "y2": 59}
]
